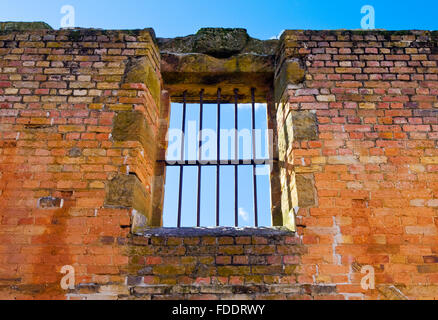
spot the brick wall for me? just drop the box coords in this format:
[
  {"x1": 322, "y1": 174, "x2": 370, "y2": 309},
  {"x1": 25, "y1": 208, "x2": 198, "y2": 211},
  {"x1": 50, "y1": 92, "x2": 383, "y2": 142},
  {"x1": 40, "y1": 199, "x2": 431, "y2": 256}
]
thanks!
[
  {"x1": 0, "y1": 26, "x2": 437, "y2": 300},
  {"x1": 276, "y1": 30, "x2": 438, "y2": 299},
  {"x1": 105, "y1": 229, "x2": 329, "y2": 300},
  {"x1": 0, "y1": 27, "x2": 164, "y2": 299}
]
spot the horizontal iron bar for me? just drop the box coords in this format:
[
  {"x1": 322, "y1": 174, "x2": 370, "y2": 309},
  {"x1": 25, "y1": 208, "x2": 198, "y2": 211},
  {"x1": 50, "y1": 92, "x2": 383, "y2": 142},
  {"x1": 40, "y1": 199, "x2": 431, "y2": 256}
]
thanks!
[
  {"x1": 170, "y1": 99, "x2": 267, "y2": 105},
  {"x1": 159, "y1": 159, "x2": 271, "y2": 166}
]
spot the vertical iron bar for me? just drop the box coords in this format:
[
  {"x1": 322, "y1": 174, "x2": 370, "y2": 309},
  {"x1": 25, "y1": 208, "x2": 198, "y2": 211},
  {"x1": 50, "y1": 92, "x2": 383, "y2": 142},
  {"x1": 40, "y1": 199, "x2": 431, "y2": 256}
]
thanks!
[
  {"x1": 196, "y1": 89, "x2": 204, "y2": 227},
  {"x1": 216, "y1": 88, "x2": 221, "y2": 226},
  {"x1": 251, "y1": 88, "x2": 259, "y2": 227},
  {"x1": 177, "y1": 91, "x2": 187, "y2": 228},
  {"x1": 234, "y1": 89, "x2": 239, "y2": 227}
]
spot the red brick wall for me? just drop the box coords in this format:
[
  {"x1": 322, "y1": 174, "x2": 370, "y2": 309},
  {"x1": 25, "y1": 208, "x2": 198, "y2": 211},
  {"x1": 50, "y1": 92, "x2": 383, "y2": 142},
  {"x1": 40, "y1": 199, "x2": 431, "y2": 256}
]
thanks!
[
  {"x1": 0, "y1": 28, "x2": 162, "y2": 299},
  {"x1": 277, "y1": 30, "x2": 438, "y2": 299}
]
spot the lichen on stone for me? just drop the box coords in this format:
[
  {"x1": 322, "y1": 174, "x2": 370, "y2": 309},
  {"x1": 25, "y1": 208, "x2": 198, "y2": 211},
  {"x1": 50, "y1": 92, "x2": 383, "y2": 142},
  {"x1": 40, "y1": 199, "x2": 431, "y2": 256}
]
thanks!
[
  {"x1": 157, "y1": 28, "x2": 279, "y2": 58},
  {"x1": 0, "y1": 21, "x2": 52, "y2": 31}
]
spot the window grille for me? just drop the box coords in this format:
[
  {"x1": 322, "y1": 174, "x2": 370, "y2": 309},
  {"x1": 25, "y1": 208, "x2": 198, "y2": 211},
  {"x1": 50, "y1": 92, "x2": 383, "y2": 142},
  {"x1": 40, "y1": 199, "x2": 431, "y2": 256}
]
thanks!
[{"x1": 162, "y1": 88, "x2": 271, "y2": 228}]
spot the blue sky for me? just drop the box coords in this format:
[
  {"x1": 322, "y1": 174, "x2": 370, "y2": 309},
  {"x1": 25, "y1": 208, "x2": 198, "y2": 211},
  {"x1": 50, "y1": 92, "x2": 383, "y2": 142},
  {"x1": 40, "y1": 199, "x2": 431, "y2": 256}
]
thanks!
[
  {"x1": 1, "y1": 0, "x2": 437, "y2": 40},
  {"x1": 164, "y1": 103, "x2": 271, "y2": 227}
]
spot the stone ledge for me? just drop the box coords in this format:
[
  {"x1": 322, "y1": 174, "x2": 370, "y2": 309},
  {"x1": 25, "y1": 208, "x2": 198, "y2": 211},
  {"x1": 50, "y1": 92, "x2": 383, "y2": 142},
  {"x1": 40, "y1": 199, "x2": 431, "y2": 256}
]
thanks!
[
  {"x1": 161, "y1": 52, "x2": 274, "y2": 103},
  {"x1": 0, "y1": 21, "x2": 52, "y2": 31},
  {"x1": 127, "y1": 284, "x2": 338, "y2": 297},
  {"x1": 157, "y1": 28, "x2": 279, "y2": 58},
  {"x1": 158, "y1": 28, "x2": 277, "y2": 103},
  {"x1": 136, "y1": 227, "x2": 294, "y2": 237}
]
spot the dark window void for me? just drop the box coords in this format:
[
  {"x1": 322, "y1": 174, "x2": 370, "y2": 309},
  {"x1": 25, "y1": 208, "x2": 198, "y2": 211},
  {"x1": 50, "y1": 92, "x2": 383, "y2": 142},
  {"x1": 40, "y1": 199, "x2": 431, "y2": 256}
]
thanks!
[{"x1": 162, "y1": 89, "x2": 272, "y2": 228}]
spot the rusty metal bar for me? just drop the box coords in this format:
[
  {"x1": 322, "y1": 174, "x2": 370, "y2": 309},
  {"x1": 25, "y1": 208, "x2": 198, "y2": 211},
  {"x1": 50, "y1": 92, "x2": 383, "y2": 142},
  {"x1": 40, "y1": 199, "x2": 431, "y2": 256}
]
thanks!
[
  {"x1": 177, "y1": 91, "x2": 187, "y2": 228},
  {"x1": 251, "y1": 88, "x2": 259, "y2": 227},
  {"x1": 216, "y1": 88, "x2": 221, "y2": 227},
  {"x1": 196, "y1": 89, "x2": 204, "y2": 227},
  {"x1": 160, "y1": 159, "x2": 270, "y2": 166},
  {"x1": 234, "y1": 89, "x2": 239, "y2": 227}
]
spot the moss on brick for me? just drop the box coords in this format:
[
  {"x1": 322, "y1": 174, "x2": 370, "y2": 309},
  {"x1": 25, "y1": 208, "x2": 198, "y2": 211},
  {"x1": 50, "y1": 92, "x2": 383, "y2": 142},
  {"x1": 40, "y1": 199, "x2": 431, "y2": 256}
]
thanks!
[
  {"x1": 0, "y1": 21, "x2": 52, "y2": 31},
  {"x1": 158, "y1": 27, "x2": 279, "y2": 57},
  {"x1": 67, "y1": 30, "x2": 82, "y2": 42},
  {"x1": 123, "y1": 57, "x2": 161, "y2": 106},
  {"x1": 104, "y1": 174, "x2": 151, "y2": 231},
  {"x1": 112, "y1": 110, "x2": 157, "y2": 157},
  {"x1": 274, "y1": 59, "x2": 305, "y2": 103}
]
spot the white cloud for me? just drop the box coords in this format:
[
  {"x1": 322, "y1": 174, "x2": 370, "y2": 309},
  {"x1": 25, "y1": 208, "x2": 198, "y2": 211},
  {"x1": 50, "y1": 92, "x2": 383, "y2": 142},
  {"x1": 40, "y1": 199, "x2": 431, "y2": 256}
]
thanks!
[
  {"x1": 238, "y1": 207, "x2": 249, "y2": 222},
  {"x1": 238, "y1": 103, "x2": 266, "y2": 111},
  {"x1": 270, "y1": 29, "x2": 285, "y2": 40}
]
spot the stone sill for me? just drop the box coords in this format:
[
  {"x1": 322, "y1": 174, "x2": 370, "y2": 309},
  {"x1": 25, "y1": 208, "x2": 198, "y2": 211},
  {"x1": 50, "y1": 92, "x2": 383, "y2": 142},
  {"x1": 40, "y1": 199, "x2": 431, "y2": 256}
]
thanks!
[
  {"x1": 127, "y1": 283, "x2": 337, "y2": 296},
  {"x1": 136, "y1": 227, "x2": 294, "y2": 238}
]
